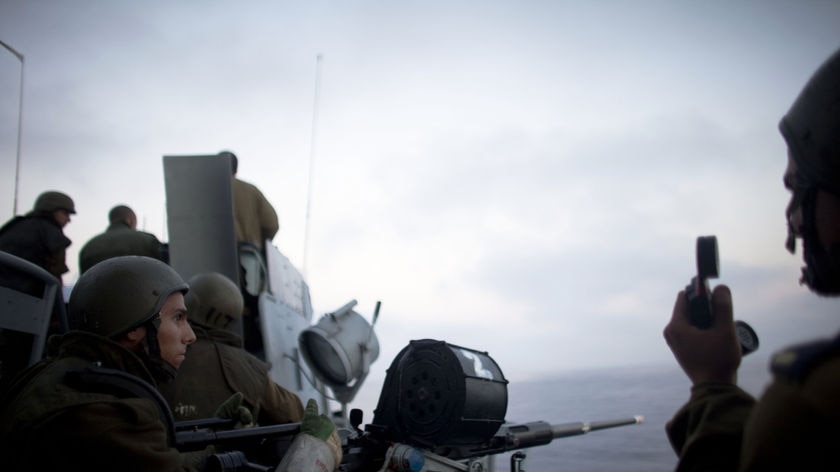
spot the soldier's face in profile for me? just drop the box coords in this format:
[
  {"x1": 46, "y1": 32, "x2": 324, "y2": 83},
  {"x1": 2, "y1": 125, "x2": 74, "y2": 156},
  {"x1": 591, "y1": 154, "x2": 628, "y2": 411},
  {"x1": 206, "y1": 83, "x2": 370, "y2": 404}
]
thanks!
[
  {"x1": 156, "y1": 292, "x2": 196, "y2": 369},
  {"x1": 53, "y1": 209, "x2": 71, "y2": 228},
  {"x1": 785, "y1": 151, "x2": 840, "y2": 256}
]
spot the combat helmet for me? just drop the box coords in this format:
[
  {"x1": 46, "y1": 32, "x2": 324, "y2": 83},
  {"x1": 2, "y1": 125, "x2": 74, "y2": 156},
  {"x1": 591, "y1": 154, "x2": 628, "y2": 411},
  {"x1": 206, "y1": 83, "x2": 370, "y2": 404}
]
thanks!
[
  {"x1": 185, "y1": 272, "x2": 243, "y2": 331},
  {"x1": 69, "y1": 255, "x2": 188, "y2": 337},
  {"x1": 779, "y1": 47, "x2": 840, "y2": 294},
  {"x1": 779, "y1": 48, "x2": 840, "y2": 194},
  {"x1": 33, "y1": 191, "x2": 76, "y2": 214}
]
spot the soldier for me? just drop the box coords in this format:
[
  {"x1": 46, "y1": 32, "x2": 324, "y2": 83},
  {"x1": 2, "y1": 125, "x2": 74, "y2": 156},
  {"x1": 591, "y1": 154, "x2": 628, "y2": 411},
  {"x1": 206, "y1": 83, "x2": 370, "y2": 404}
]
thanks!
[
  {"x1": 78, "y1": 204, "x2": 168, "y2": 274},
  {"x1": 663, "y1": 48, "x2": 840, "y2": 470},
  {"x1": 0, "y1": 190, "x2": 75, "y2": 290},
  {"x1": 0, "y1": 191, "x2": 76, "y2": 382},
  {"x1": 159, "y1": 272, "x2": 304, "y2": 425},
  {"x1": 0, "y1": 256, "x2": 197, "y2": 471},
  {"x1": 219, "y1": 150, "x2": 279, "y2": 356},
  {"x1": 221, "y1": 150, "x2": 279, "y2": 253}
]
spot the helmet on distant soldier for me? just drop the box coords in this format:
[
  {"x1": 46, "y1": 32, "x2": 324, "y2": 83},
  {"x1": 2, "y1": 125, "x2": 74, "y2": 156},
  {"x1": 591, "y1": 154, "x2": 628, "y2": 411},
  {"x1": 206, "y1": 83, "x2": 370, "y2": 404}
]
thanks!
[
  {"x1": 33, "y1": 191, "x2": 76, "y2": 214},
  {"x1": 69, "y1": 256, "x2": 188, "y2": 337},
  {"x1": 780, "y1": 47, "x2": 840, "y2": 294},
  {"x1": 185, "y1": 272, "x2": 243, "y2": 331}
]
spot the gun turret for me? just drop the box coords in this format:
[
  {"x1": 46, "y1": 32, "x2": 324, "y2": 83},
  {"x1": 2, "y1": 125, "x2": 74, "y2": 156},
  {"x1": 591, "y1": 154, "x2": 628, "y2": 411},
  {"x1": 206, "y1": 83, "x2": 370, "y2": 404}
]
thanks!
[{"x1": 174, "y1": 340, "x2": 645, "y2": 472}]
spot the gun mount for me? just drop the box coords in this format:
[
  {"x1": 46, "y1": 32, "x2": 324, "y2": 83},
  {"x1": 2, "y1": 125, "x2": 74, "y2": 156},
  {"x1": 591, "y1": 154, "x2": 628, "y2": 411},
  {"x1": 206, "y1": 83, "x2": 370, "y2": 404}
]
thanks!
[{"x1": 177, "y1": 339, "x2": 644, "y2": 472}]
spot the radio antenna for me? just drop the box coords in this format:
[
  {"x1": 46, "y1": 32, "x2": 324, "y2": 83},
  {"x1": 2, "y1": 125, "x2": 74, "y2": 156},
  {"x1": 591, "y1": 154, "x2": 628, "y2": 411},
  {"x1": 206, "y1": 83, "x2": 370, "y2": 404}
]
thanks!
[{"x1": 302, "y1": 54, "x2": 323, "y2": 278}]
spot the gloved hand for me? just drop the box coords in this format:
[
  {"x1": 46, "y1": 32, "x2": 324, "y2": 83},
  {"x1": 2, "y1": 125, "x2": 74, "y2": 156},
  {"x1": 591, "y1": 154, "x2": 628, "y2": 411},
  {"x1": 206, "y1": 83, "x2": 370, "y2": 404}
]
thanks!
[
  {"x1": 300, "y1": 398, "x2": 342, "y2": 465},
  {"x1": 300, "y1": 398, "x2": 334, "y2": 440},
  {"x1": 214, "y1": 392, "x2": 254, "y2": 427}
]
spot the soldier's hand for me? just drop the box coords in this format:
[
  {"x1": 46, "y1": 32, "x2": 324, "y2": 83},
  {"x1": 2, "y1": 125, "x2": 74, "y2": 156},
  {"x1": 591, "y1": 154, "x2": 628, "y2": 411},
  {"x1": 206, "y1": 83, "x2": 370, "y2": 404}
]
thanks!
[
  {"x1": 214, "y1": 392, "x2": 254, "y2": 427},
  {"x1": 300, "y1": 398, "x2": 334, "y2": 440},
  {"x1": 663, "y1": 284, "x2": 741, "y2": 386},
  {"x1": 300, "y1": 398, "x2": 342, "y2": 465}
]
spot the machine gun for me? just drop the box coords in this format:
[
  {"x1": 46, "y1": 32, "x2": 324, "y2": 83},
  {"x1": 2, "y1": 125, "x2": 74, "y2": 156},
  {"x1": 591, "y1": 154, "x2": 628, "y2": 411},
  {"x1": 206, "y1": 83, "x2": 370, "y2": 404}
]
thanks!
[
  {"x1": 176, "y1": 339, "x2": 644, "y2": 472},
  {"x1": 341, "y1": 413, "x2": 643, "y2": 472},
  {"x1": 176, "y1": 413, "x2": 643, "y2": 472}
]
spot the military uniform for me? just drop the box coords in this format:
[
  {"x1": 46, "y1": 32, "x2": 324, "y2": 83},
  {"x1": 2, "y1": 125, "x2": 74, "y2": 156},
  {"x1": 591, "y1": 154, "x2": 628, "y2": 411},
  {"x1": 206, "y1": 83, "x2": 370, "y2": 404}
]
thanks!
[
  {"x1": 667, "y1": 334, "x2": 840, "y2": 471},
  {"x1": 79, "y1": 221, "x2": 166, "y2": 274},
  {"x1": 232, "y1": 177, "x2": 279, "y2": 251},
  {"x1": 159, "y1": 326, "x2": 303, "y2": 424},
  {"x1": 0, "y1": 214, "x2": 73, "y2": 383},
  {"x1": 0, "y1": 214, "x2": 71, "y2": 288},
  {"x1": 0, "y1": 331, "x2": 192, "y2": 471}
]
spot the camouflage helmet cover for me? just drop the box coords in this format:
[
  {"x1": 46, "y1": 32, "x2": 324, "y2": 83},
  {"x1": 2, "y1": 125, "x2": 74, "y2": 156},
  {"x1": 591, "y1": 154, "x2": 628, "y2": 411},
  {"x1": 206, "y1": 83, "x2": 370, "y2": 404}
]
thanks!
[
  {"x1": 185, "y1": 272, "x2": 243, "y2": 331},
  {"x1": 68, "y1": 256, "x2": 188, "y2": 337}
]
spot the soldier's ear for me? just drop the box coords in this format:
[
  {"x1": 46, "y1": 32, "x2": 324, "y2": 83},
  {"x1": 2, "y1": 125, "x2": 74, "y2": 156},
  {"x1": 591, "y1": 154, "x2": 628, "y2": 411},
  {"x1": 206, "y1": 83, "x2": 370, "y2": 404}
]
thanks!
[{"x1": 119, "y1": 326, "x2": 148, "y2": 350}]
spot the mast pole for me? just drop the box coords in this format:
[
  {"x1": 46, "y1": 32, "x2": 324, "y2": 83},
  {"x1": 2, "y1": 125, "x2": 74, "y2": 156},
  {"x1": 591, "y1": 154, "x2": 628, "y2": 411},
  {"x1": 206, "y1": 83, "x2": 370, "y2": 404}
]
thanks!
[
  {"x1": 1, "y1": 39, "x2": 24, "y2": 215},
  {"x1": 303, "y1": 53, "x2": 322, "y2": 278}
]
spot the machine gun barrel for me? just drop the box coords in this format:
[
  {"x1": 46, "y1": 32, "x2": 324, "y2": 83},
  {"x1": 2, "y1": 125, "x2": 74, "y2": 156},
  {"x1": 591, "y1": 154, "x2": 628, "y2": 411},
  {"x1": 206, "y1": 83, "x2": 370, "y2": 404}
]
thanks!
[
  {"x1": 476, "y1": 415, "x2": 644, "y2": 455},
  {"x1": 175, "y1": 421, "x2": 301, "y2": 452},
  {"x1": 551, "y1": 415, "x2": 646, "y2": 439}
]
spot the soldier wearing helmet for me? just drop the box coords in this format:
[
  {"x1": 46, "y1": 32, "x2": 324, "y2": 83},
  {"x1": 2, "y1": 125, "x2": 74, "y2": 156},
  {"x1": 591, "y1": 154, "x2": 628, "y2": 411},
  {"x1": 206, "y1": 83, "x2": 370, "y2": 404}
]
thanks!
[
  {"x1": 159, "y1": 272, "x2": 304, "y2": 426},
  {"x1": 0, "y1": 256, "x2": 199, "y2": 471},
  {"x1": 664, "y1": 48, "x2": 840, "y2": 470},
  {"x1": 0, "y1": 191, "x2": 77, "y2": 383},
  {"x1": 0, "y1": 190, "x2": 75, "y2": 287}
]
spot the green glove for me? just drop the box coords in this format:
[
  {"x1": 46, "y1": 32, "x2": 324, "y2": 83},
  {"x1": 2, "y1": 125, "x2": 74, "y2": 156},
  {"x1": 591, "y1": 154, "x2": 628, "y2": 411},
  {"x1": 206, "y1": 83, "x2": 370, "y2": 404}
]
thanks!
[
  {"x1": 214, "y1": 392, "x2": 254, "y2": 426},
  {"x1": 300, "y1": 398, "x2": 335, "y2": 441}
]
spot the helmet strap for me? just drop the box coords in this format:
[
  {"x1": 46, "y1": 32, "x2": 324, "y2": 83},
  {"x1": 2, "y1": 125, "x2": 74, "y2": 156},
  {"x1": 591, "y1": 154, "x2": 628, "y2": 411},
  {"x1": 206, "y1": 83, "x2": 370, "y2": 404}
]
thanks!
[{"x1": 139, "y1": 316, "x2": 177, "y2": 383}]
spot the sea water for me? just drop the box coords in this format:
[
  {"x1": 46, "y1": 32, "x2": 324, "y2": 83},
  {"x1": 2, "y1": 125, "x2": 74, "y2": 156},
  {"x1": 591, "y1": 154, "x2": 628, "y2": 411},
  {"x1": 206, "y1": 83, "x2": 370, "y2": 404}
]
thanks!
[{"x1": 493, "y1": 357, "x2": 772, "y2": 472}]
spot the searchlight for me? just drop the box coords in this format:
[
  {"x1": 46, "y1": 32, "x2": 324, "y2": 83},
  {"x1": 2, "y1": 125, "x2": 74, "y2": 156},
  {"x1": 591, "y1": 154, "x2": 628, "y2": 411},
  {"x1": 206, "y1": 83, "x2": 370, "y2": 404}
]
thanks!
[{"x1": 299, "y1": 300, "x2": 380, "y2": 404}]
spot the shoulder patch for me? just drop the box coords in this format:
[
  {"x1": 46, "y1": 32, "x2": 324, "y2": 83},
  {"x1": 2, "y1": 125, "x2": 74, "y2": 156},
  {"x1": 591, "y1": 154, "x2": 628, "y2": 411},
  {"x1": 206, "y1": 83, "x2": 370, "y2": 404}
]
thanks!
[{"x1": 771, "y1": 334, "x2": 840, "y2": 382}]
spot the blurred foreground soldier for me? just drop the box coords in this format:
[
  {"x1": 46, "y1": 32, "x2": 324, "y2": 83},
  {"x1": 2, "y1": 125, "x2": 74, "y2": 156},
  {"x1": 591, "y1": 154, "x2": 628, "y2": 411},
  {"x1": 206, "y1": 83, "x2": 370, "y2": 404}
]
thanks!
[
  {"x1": 663, "y1": 48, "x2": 840, "y2": 470},
  {"x1": 0, "y1": 256, "x2": 199, "y2": 471},
  {"x1": 220, "y1": 150, "x2": 279, "y2": 252},
  {"x1": 0, "y1": 190, "x2": 75, "y2": 289},
  {"x1": 79, "y1": 204, "x2": 168, "y2": 274},
  {"x1": 159, "y1": 272, "x2": 304, "y2": 425}
]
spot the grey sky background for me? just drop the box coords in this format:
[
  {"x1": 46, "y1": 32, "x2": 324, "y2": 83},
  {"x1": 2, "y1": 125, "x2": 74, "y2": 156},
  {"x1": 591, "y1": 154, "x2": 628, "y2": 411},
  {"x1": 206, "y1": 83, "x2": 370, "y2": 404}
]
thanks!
[{"x1": 1, "y1": 1, "x2": 839, "y2": 417}]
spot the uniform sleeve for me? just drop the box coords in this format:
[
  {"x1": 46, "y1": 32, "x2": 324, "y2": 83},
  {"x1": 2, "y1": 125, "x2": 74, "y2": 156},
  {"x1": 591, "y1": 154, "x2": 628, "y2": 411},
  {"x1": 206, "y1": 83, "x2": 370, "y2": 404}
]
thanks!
[
  {"x1": 666, "y1": 382, "x2": 755, "y2": 472},
  {"x1": 41, "y1": 224, "x2": 71, "y2": 278},
  {"x1": 48, "y1": 399, "x2": 195, "y2": 471},
  {"x1": 260, "y1": 377, "x2": 305, "y2": 425}
]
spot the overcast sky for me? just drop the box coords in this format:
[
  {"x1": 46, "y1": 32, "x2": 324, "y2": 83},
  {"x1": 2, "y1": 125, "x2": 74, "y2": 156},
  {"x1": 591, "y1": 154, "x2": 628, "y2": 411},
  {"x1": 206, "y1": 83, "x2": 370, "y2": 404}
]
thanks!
[{"x1": 1, "y1": 1, "x2": 839, "y2": 416}]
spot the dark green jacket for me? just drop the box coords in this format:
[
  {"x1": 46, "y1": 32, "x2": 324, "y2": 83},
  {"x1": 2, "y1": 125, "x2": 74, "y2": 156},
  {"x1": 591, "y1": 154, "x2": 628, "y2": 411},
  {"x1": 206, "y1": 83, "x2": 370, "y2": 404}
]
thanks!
[
  {"x1": 667, "y1": 335, "x2": 840, "y2": 471},
  {"x1": 159, "y1": 326, "x2": 303, "y2": 425},
  {"x1": 0, "y1": 213, "x2": 71, "y2": 286},
  {"x1": 0, "y1": 331, "x2": 191, "y2": 471},
  {"x1": 78, "y1": 222, "x2": 166, "y2": 274}
]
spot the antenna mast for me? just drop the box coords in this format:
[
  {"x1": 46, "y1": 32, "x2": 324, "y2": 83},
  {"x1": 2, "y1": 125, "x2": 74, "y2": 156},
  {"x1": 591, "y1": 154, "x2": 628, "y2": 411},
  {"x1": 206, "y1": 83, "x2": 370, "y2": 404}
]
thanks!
[
  {"x1": 1, "y1": 40, "x2": 24, "y2": 215},
  {"x1": 302, "y1": 54, "x2": 323, "y2": 277}
]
